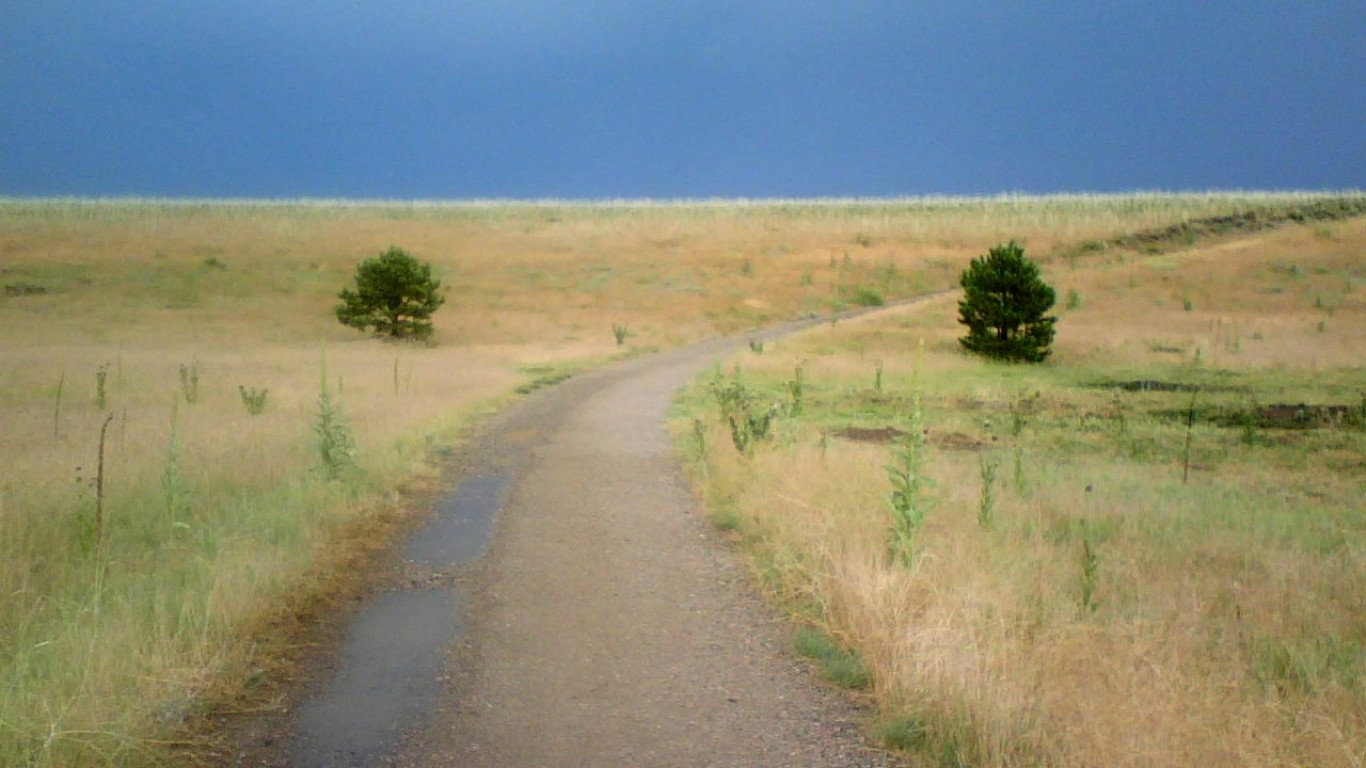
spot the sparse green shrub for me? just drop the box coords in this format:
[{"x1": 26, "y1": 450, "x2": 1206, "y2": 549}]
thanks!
[
  {"x1": 335, "y1": 246, "x2": 445, "y2": 340},
  {"x1": 612, "y1": 323, "x2": 629, "y2": 346},
  {"x1": 799, "y1": 270, "x2": 814, "y2": 286},
  {"x1": 711, "y1": 372, "x2": 776, "y2": 455},
  {"x1": 1183, "y1": 297, "x2": 1194, "y2": 312},
  {"x1": 237, "y1": 385, "x2": 269, "y2": 416},
  {"x1": 957, "y1": 241, "x2": 1057, "y2": 363},
  {"x1": 748, "y1": 338, "x2": 765, "y2": 354},
  {"x1": 1066, "y1": 289, "x2": 1082, "y2": 310},
  {"x1": 849, "y1": 285, "x2": 884, "y2": 307},
  {"x1": 740, "y1": 258, "x2": 754, "y2": 277}
]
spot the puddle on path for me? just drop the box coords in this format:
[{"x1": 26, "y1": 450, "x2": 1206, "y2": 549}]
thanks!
[
  {"x1": 405, "y1": 474, "x2": 510, "y2": 569},
  {"x1": 288, "y1": 589, "x2": 462, "y2": 767},
  {"x1": 286, "y1": 474, "x2": 511, "y2": 768}
]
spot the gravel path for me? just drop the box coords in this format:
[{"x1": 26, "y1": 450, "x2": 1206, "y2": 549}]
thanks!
[
  {"x1": 385, "y1": 338, "x2": 898, "y2": 767},
  {"x1": 218, "y1": 316, "x2": 919, "y2": 768}
]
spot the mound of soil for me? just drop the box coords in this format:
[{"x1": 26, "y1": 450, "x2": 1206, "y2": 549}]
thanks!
[
  {"x1": 1085, "y1": 379, "x2": 1243, "y2": 394},
  {"x1": 1248, "y1": 403, "x2": 1365, "y2": 430},
  {"x1": 829, "y1": 426, "x2": 907, "y2": 444},
  {"x1": 828, "y1": 426, "x2": 989, "y2": 451},
  {"x1": 1157, "y1": 402, "x2": 1366, "y2": 430}
]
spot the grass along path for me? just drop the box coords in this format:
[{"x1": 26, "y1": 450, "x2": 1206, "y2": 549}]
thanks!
[{"x1": 673, "y1": 218, "x2": 1366, "y2": 767}]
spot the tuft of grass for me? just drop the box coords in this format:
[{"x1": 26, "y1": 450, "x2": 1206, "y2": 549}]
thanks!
[
  {"x1": 793, "y1": 626, "x2": 871, "y2": 690},
  {"x1": 515, "y1": 364, "x2": 577, "y2": 394},
  {"x1": 874, "y1": 712, "x2": 930, "y2": 752},
  {"x1": 848, "y1": 285, "x2": 885, "y2": 307}
]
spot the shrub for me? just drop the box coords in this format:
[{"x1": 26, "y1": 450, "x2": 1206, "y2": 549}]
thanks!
[
  {"x1": 957, "y1": 241, "x2": 1057, "y2": 363},
  {"x1": 849, "y1": 285, "x2": 885, "y2": 307},
  {"x1": 335, "y1": 246, "x2": 445, "y2": 340}
]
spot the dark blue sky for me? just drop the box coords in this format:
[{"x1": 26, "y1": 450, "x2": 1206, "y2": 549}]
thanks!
[{"x1": 2, "y1": 2, "x2": 1363, "y2": 199}]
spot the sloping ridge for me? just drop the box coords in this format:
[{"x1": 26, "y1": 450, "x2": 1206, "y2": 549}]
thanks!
[{"x1": 1056, "y1": 196, "x2": 1366, "y2": 258}]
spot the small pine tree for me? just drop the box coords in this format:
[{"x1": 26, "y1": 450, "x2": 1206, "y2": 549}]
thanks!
[
  {"x1": 957, "y1": 241, "x2": 1057, "y2": 363},
  {"x1": 335, "y1": 246, "x2": 445, "y2": 340}
]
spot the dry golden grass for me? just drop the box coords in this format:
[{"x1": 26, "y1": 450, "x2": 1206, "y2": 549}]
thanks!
[
  {"x1": 681, "y1": 218, "x2": 1366, "y2": 767},
  {"x1": 0, "y1": 194, "x2": 1355, "y2": 766}
]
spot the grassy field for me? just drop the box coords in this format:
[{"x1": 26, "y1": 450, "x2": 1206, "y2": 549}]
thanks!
[
  {"x1": 676, "y1": 214, "x2": 1366, "y2": 767},
  {"x1": 0, "y1": 193, "x2": 1358, "y2": 766}
]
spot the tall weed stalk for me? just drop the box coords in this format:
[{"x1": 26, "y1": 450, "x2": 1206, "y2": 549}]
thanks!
[
  {"x1": 887, "y1": 391, "x2": 932, "y2": 566},
  {"x1": 162, "y1": 398, "x2": 190, "y2": 528},
  {"x1": 978, "y1": 453, "x2": 999, "y2": 529},
  {"x1": 315, "y1": 357, "x2": 356, "y2": 480},
  {"x1": 179, "y1": 361, "x2": 201, "y2": 404},
  {"x1": 53, "y1": 371, "x2": 65, "y2": 439}
]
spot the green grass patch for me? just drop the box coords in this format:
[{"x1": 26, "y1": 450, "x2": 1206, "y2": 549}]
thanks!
[{"x1": 793, "y1": 626, "x2": 871, "y2": 690}]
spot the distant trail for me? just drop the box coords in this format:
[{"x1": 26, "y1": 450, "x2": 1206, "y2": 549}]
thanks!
[{"x1": 268, "y1": 300, "x2": 950, "y2": 768}]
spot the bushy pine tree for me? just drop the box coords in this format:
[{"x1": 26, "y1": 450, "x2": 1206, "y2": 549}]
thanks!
[
  {"x1": 335, "y1": 246, "x2": 445, "y2": 340},
  {"x1": 957, "y1": 241, "x2": 1057, "y2": 363}
]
